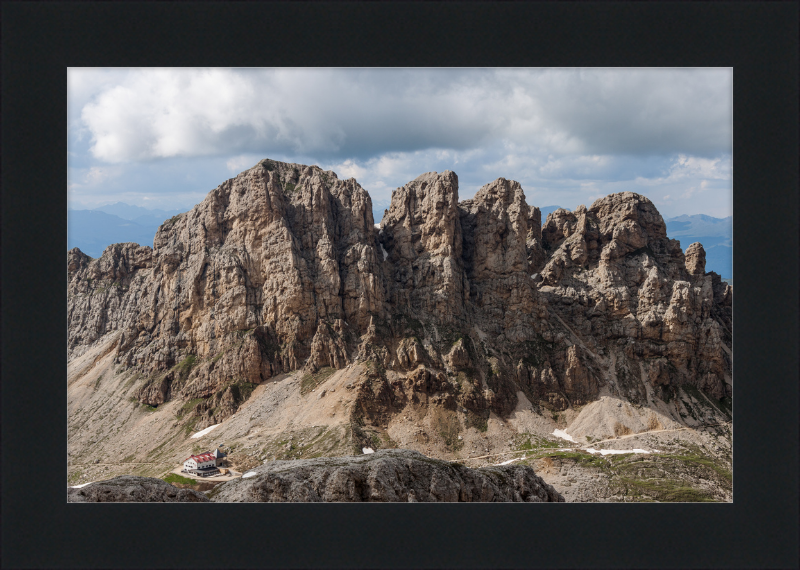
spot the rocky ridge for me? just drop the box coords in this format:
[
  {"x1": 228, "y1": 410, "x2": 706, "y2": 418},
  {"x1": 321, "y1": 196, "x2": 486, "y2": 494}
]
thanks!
[
  {"x1": 69, "y1": 451, "x2": 564, "y2": 502},
  {"x1": 67, "y1": 475, "x2": 209, "y2": 502},
  {"x1": 68, "y1": 159, "x2": 732, "y2": 459}
]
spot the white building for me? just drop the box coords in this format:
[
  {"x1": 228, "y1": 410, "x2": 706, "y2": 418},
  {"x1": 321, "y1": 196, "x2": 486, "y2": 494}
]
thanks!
[{"x1": 183, "y1": 452, "x2": 217, "y2": 470}]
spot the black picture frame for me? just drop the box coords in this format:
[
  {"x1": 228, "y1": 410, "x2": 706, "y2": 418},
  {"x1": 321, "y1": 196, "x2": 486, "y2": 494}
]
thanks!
[{"x1": 2, "y1": 2, "x2": 797, "y2": 569}]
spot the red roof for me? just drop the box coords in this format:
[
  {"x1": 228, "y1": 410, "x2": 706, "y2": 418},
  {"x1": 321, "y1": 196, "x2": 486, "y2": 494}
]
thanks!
[{"x1": 183, "y1": 452, "x2": 215, "y2": 463}]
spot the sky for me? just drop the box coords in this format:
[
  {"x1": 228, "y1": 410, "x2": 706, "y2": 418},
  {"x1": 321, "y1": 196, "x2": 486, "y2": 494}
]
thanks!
[{"x1": 68, "y1": 68, "x2": 733, "y2": 219}]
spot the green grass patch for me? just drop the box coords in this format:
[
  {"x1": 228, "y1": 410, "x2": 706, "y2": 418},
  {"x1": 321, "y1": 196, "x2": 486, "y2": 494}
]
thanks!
[
  {"x1": 617, "y1": 476, "x2": 717, "y2": 502},
  {"x1": 183, "y1": 416, "x2": 200, "y2": 436},
  {"x1": 662, "y1": 452, "x2": 732, "y2": 482},
  {"x1": 177, "y1": 397, "x2": 204, "y2": 418},
  {"x1": 173, "y1": 354, "x2": 197, "y2": 383},
  {"x1": 163, "y1": 473, "x2": 196, "y2": 486},
  {"x1": 300, "y1": 366, "x2": 336, "y2": 395},
  {"x1": 542, "y1": 450, "x2": 608, "y2": 468},
  {"x1": 607, "y1": 452, "x2": 635, "y2": 461},
  {"x1": 513, "y1": 434, "x2": 560, "y2": 452}
]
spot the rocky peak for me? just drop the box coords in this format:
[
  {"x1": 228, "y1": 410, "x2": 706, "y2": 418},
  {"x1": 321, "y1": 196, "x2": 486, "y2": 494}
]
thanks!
[
  {"x1": 588, "y1": 191, "x2": 668, "y2": 243},
  {"x1": 684, "y1": 242, "x2": 706, "y2": 275},
  {"x1": 380, "y1": 170, "x2": 461, "y2": 257},
  {"x1": 461, "y1": 178, "x2": 531, "y2": 279},
  {"x1": 379, "y1": 170, "x2": 466, "y2": 324}
]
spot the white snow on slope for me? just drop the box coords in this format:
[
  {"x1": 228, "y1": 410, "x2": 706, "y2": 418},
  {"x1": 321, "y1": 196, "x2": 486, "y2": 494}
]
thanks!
[
  {"x1": 362, "y1": 447, "x2": 375, "y2": 454},
  {"x1": 495, "y1": 457, "x2": 523, "y2": 466},
  {"x1": 190, "y1": 423, "x2": 220, "y2": 439},
  {"x1": 242, "y1": 471, "x2": 257, "y2": 479},
  {"x1": 380, "y1": 244, "x2": 388, "y2": 261},
  {"x1": 552, "y1": 429, "x2": 577, "y2": 443},
  {"x1": 70, "y1": 482, "x2": 94, "y2": 488}
]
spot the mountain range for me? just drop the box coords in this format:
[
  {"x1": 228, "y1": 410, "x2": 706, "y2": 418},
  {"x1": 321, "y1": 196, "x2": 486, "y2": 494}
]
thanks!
[
  {"x1": 70, "y1": 206, "x2": 732, "y2": 279},
  {"x1": 67, "y1": 159, "x2": 733, "y2": 502}
]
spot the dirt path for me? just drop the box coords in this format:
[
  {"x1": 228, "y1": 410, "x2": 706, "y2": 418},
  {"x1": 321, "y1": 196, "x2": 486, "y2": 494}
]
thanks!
[
  {"x1": 587, "y1": 422, "x2": 731, "y2": 447},
  {"x1": 169, "y1": 466, "x2": 240, "y2": 482}
]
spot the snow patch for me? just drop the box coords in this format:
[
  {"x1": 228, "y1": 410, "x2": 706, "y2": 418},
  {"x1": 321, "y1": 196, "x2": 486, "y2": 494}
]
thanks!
[
  {"x1": 190, "y1": 423, "x2": 220, "y2": 439},
  {"x1": 552, "y1": 429, "x2": 577, "y2": 443},
  {"x1": 380, "y1": 244, "x2": 388, "y2": 261},
  {"x1": 495, "y1": 457, "x2": 522, "y2": 466},
  {"x1": 585, "y1": 448, "x2": 656, "y2": 455},
  {"x1": 242, "y1": 471, "x2": 257, "y2": 478},
  {"x1": 70, "y1": 482, "x2": 94, "y2": 488},
  {"x1": 362, "y1": 447, "x2": 375, "y2": 454}
]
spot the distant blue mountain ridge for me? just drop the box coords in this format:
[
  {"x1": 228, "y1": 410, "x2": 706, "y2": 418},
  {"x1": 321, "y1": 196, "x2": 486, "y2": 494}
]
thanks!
[
  {"x1": 68, "y1": 203, "x2": 187, "y2": 258},
  {"x1": 665, "y1": 214, "x2": 731, "y2": 279},
  {"x1": 71, "y1": 203, "x2": 731, "y2": 278}
]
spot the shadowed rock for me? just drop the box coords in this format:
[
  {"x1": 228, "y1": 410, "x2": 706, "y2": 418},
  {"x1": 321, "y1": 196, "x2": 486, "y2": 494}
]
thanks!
[
  {"x1": 68, "y1": 475, "x2": 210, "y2": 502},
  {"x1": 208, "y1": 449, "x2": 564, "y2": 502}
]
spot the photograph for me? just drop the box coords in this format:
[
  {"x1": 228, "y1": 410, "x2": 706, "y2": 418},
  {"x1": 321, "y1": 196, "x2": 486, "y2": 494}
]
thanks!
[{"x1": 66, "y1": 67, "x2": 733, "y2": 503}]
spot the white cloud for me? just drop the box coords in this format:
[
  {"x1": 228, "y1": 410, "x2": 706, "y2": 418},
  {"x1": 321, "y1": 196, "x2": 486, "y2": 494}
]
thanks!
[
  {"x1": 226, "y1": 155, "x2": 257, "y2": 173},
  {"x1": 73, "y1": 68, "x2": 732, "y2": 164},
  {"x1": 635, "y1": 154, "x2": 731, "y2": 186},
  {"x1": 67, "y1": 68, "x2": 733, "y2": 219},
  {"x1": 68, "y1": 165, "x2": 123, "y2": 189}
]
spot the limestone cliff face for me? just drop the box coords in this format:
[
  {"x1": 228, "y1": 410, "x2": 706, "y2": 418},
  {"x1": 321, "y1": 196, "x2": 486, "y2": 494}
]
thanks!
[
  {"x1": 379, "y1": 171, "x2": 466, "y2": 324},
  {"x1": 538, "y1": 193, "x2": 732, "y2": 402},
  {"x1": 67, "y1": 160, "x2": 732, "y2": 428},
  {"x1": 69, "y1": 160, "x2": 384, "y2": 415}
]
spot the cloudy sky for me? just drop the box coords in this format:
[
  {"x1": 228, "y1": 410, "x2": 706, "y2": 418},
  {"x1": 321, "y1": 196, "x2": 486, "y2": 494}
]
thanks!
[{"x1": 68, "y1": 68, "x2": 732, "y2": 219}]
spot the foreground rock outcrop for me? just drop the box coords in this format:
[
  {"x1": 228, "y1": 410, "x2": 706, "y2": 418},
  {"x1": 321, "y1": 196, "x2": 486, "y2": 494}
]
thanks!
[
  {"x1": 209, "y1": 449, "x2": 564, "y2": 502},
  {"x1": 67, "y1": 159, "x2": 732, "y2": 441},
  {"x1": 68, "y1": 476, "x2": 209, "y2": 502}
]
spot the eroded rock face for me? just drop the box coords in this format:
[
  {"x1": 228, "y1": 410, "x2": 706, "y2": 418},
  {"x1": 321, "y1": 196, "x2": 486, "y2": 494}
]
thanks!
[
  {"x1": 68, "y1": 160, "x2": 732, "y2": 429},
  {"x1": 209, "y1": 449, "x2": 564, "y2": 502},
  {"x1": 379, "y1": 171, "x2": 466, "y2": 324},
  {"x1": 67, "y1": 476, "x2": 209, "y2": 502},
  {"x1": 69, "y1": 160, "x2": 384, "y2": 423},
  {"x1": 536, "y1": 192, "x2": 732, "y2": 403},
  {"x1": 685, "y1": 242, "x2": 706, "y2": 275}
]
